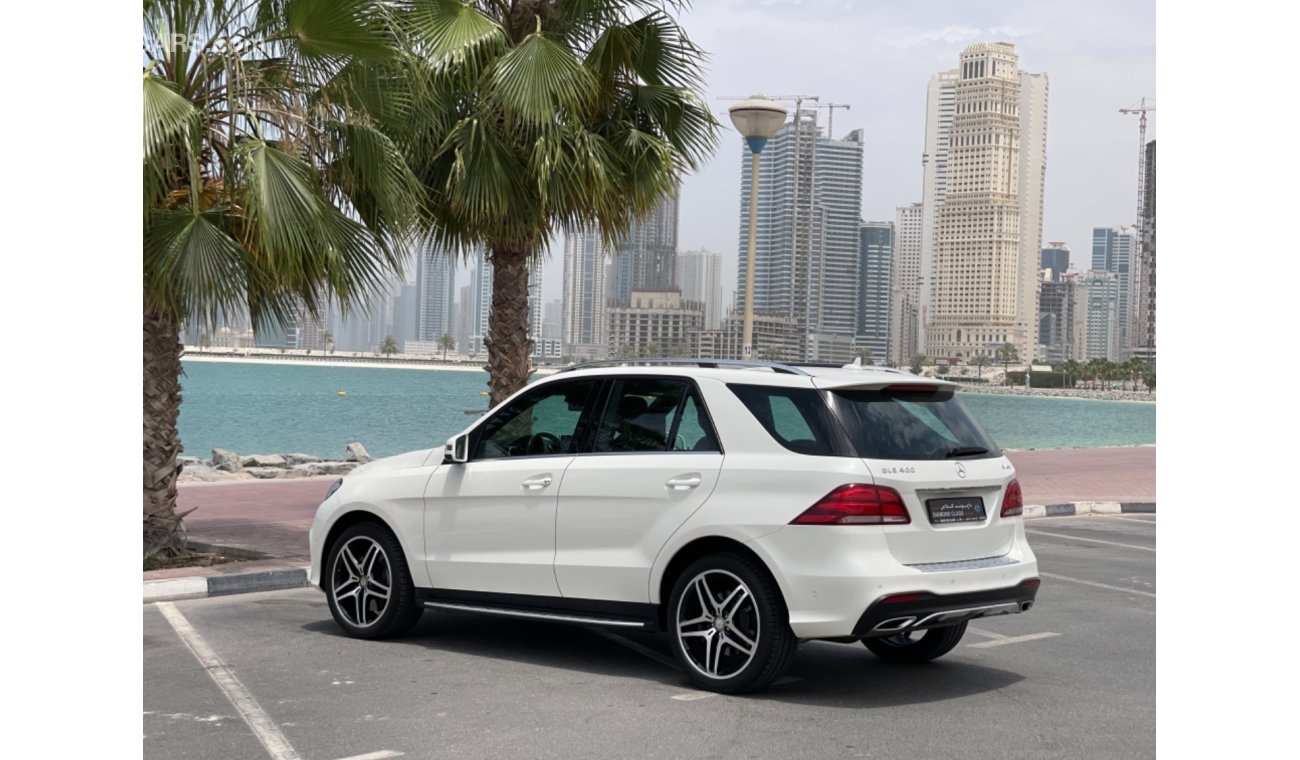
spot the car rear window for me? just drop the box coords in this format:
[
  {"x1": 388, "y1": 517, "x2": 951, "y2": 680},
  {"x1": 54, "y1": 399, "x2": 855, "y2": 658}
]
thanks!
[
  {"x1": 827, "y1": 387, "x2": 1000, "y2": 460},
  {"x1": 726, "y1": 385, "x2": 856, "y2": 457}
]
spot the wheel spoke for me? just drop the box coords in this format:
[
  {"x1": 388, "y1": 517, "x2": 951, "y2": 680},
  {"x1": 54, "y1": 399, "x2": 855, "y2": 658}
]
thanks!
[
  {"x1": 679, "y1": 629, "x2": 712, "y2": 639},
  {"x1": 721, "y1": 631, "x2": 754, "y2": 656},
  {"x1": 342, "y1": 545, "x2": 364, "y2": 577},
  {"x1": 358, "y1": 589, "x2": 371, "y2": 625},
  {"x1": 361, "y1": 543, "x2": 382, "y2": 575},
  {"x1": 368, "y1": 579, "x2": 390, "y2": 598},
  {"x1": 692, "y1": 578, "x2": 712, "y2": 615},
  {"x1": 677, "y1": 614, "x2": 712, "y2": 633},
  {"x1": 726, "y1": 625, "x2": 756, "y2": 651},
  {"x1": 720, "y1": 586, "x2": 749, "y2": 622},
  {"x1": 334, "y1": 578, "x2": 359, "y2": 596},
  {"x1": 708, "y1": 631, "x2": 724, "y2": 675}
]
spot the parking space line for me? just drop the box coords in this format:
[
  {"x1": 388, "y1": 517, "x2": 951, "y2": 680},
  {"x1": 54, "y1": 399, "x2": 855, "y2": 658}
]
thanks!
[
  {"x1": 1040, "y1": 571, "x2": 1156, "y2": 599},
  {"x1": 156, "y1": 602, "x2": 302, "y2": 760},
  {"x1": 968, "y1": 632, "x2": 1060, "y2": 649},
  {"x1": 967, "y1": 627, "x2": 1007, "y2": 640},
  {"x1": 335, "y1": 752, "x2": 404, "y2": 760},
  {"x1": 1026, "y1": 529, "x2": 1156, "y2": 552},
  {"x1": 588, "y1": 627, "x2": 681, "y2": 671},
  {"x1": 672, "y1": 691, "x2": 719, "y2": 701}
]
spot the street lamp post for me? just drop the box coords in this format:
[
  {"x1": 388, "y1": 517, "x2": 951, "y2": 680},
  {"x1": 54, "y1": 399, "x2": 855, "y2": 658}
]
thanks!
[{"x1": 729, "y1": 96, "x2": 788, "y2": 360}]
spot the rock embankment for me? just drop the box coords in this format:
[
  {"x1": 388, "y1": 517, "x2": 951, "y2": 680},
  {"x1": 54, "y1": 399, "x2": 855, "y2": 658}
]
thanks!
[
  {"x1": 179, "y1": 443, "x2": 373, "y2": 483},
  {"x1": 956, "y1": 385, "x2": 1155, "y2": 403}
]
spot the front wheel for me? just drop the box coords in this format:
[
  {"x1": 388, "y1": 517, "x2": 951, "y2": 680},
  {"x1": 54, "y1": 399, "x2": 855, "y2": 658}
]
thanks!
[
  {"x1": 862, "y1": 621, "x2": 967, "y2": 663},
  {"x1": 325, "y1": 522, "x2": 422, "y2": 639},
  {"x1": 667, "y1": 553, "x2": 797, "y2": 694}
]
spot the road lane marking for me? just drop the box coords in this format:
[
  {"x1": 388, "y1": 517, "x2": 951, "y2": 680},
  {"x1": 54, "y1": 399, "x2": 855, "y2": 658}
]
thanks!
[
  {"x1": 156, "y1": 602, "x2": 302, "y2": 760},
  {"x1": 1026, "y1": 529, "x2": 1156, "y2": 552},
  {"x1": 335, "y1": 752, "x2": 404, "y2": 760},
  {"x1": 967, "y1": 627, "x2": 1007, "y2": 640},
  {"x1": 968, "y1": 632, "x2": 1060, "y2": 649},
  {"x1": 1102, "y1": 515, "x2": 1159, "y2": 525},
  {"x1": 588, "y1": 627, "x2": 681, "y2": 671},
  {"x1": 672, "y1": 691, "x2": 718, "y2": 701},
  {"x1": 1040, "y1": 571, "x2": 1157, "y2": 599}
]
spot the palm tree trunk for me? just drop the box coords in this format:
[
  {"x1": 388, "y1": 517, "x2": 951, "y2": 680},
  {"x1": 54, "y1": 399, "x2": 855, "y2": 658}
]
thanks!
[
  {"x1": 485, "y1": 244, "x2": 534, "y2": 408},
  {"x1": 143, "y1": 304, "x2": 188, "y2": 558}
]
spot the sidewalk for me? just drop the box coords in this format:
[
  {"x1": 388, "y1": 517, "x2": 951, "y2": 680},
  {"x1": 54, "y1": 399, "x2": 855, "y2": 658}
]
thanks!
[{"x1": 145, "y1": 445, "x2": 1155, "y2": 595}]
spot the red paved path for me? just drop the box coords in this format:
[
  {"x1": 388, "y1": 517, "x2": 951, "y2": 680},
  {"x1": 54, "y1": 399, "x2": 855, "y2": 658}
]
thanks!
[{"x1": 168, "y1": 446, "x2": 1154, "y2": 570}]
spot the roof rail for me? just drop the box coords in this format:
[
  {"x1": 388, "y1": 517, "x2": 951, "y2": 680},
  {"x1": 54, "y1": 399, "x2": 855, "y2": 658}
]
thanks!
[{"x1": 555, "y1": 358, "x2": 813, "y2": 376}]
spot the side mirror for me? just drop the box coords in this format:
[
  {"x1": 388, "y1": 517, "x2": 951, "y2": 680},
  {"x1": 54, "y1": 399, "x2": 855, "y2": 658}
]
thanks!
[{"x1": 445, "y1": 434, "x2": 470, "y2": 464}]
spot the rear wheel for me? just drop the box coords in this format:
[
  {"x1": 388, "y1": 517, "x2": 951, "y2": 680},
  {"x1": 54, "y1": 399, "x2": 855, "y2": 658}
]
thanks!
[
  {"x1": 862, "y1": 621, "x2": 967, "y2": 663},
  {"x1": 325, "y1": 523, "x2": 422, "y2": 639},
  {"x1": 667, "y1": 553, "x2": 797, "y2": 694}
]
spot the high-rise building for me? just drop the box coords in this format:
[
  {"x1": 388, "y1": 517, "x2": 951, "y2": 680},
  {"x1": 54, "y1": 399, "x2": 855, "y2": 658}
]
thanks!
[
  {"x1": 562, "y1": 229, "x2": 608, "y2": 353},
  {"x1": 609, "y1": 190, "x2": 679, "y2": 306},
  {"x1": 1039, "y1": 270, "x2": 1088, "y2": 363},
  {"x1": 454, "y1": 282, "x2": 474, "y2": 355},
  {"x1": 891, "y1": 203, "x2": 923, "y2": 366},
  {"x1": 917, "y1": 70, "x2": 959, "y2": 353},
  {"x1": 542, "y1": 299, "x2": 563, "y2": 341},
  {"x1": 857, "y1": 222, "x2": 894, "y2": 362},
  {"x1": 606, "y1": 290, "x2": 704, "y2": 358},
  {"x1": 1091, "y1": 227, "x2": 1135, "y2": 356},
  {"x1": 675, "y1": 250, "x2": 724, "y2": 330},
  {"x1": 1083, "y1": 269, "x2": 1121, "y2": 361},
  {"x1": 926, "y1": 43, "x2": 1049, "y2": 364},
  {"x1": 1134, "y1": 140, "x2": 1156, "y2": 364},
  {"x1": 735, "y1": 111, "x2": 864, "y2": 358},
  {"x1": 416, "y1": 243, "x2": 456, "y2": 342},
  {"x1": 1041, "y1": 243, "x2": 1070, "y2": 282}
]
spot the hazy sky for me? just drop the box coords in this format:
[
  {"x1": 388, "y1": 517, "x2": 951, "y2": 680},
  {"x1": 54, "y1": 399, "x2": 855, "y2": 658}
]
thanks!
[{"x1": 533, "y1": 0, "x2": 1156, "y2": 303}]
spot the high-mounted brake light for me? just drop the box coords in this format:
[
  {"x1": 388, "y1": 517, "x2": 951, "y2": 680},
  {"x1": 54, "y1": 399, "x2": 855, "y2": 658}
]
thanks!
[
  {"x1": 1001, "y1": 479, "x2": 1024, "y2": 518},
  {"x1": 880, "y1": 384, "x2": 940, "y2": 393},
  {"x1": 791, "y1": 484, "x2": 911, "y2": 525}
]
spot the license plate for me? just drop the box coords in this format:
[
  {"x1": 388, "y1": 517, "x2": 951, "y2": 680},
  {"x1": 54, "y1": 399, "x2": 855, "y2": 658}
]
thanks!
[{"x1": 926, "y1": 496, "x2": 987, "y2": 524}]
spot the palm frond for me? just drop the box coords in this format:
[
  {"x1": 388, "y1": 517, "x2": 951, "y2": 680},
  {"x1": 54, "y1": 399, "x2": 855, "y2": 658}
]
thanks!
[
  {"x1": 144, "y1": 73, "x2": 200, "y2": 160},
  {"x1": 405, "y1": 0, "x2": 506, "y2": 74},
  {"x1": 488, "y1": 31, "x2": 596, "y2": 125},
  {"x1": 144, "y1": 208, "x2": 251, "y2": 328},
  {"x1": 285, "y1": 0, "x2": 396, "y2": 61}
]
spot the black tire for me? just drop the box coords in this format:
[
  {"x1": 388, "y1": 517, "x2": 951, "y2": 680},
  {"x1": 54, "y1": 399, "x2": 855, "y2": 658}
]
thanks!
[
  {"x1": 666, "y1": 553, "x2": 797, "y2": 694},
  {"x1": 862, "y1": 621, "x2": 968, "y2": 664},
  {"x1": 324, "y1": 522, "x2": 422, "y2": 639}
]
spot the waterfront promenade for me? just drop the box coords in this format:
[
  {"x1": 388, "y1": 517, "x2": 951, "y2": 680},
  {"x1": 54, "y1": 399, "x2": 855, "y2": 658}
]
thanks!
[{"x1": 153, "y1": 446, "x2": 1155, "y2": 577}]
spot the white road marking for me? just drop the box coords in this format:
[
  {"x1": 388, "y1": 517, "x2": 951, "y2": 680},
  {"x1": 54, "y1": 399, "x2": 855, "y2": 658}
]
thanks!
[
  {"x1": 671, "y1": 691, "x2": 719, "y2": 701},
  {"x1": 1026, "y1": 529, "x2": 1156, "y2": 552},
  {"x1": 588, "y1": 627, "x2": 681, "y2": 671},
  {"x1": 968, "y1": 632, "x2": 1061, "y2": 649},
  {"x1": 334, "y1": 752, "x2": 404, "y2": 760},
  {"x1": 156, "y1": 602, "x2": 302, "y2": 760},
  {"x1": 967, "y1": 626, "x2": 1007, "y2": 640},
  {"x1": 1105, "y1": 515, "x2": 1159, "y2": 525},
  {"x1": 1040, "y1": 571, "x2": 1157, "y2": 599}
]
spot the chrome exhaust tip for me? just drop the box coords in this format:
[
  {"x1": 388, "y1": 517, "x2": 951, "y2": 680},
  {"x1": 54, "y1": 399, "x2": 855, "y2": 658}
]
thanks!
[{"x1": 873, "y1": 616, "x2": 916, "y2": 633}]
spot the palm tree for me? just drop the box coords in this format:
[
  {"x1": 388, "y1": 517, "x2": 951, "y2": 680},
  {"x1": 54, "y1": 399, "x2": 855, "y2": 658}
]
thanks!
[
  {"x1": 855, "y1": 347, "x2": 873, "y2": 366},
  {"x1": 996, "y1": 343, "x2": 1019, "y2": 384},
  {"x1": 397, "y1": 0, "x2": 717, "y2": 406},
  {"x1": 322, "y1": 331, "x2": 335, "y2": 355},
  {"x1": 143, "y1": 0, "x2": 419, "y2": 558},
  {"x1": 909, "y1": 353, "x2": 931, "y2": 375},
  {"x1": 381, "y1": 335, "x2": 399, "y2": 356},
  {"x1": 645, "y1": 341, "x2": 662, "y2": 358},
  {"x1": 1143, "y1": 368, "x2": 1156, "y2": 393},
  {"x1": 1062, "y1": 359, "x2": 1082, "y2": 389},
  {"x1": 614, "y1": 344, "x2": 635, "y2": 359},
  {"x1": 1125, "y1": 356, "x2": 1145, "y2": 392},
  {"x1": 438, "y1": 333, "x2": 456, "y2": 360},
  {"x1": 972, "y1": 354, "x2": 990, "y2": 380}
]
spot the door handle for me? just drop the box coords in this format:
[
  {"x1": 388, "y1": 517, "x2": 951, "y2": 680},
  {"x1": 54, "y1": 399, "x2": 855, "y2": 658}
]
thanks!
[
  {"x1": 521, "y1": 475, "x2": 553, "y2": 490},
  {"x1": 666, "y1": 474, "x2": 702, "y2": 490}
]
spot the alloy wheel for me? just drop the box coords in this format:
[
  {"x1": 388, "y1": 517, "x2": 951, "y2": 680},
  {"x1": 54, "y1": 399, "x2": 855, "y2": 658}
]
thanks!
[
  {"x1": 675, "y1": 569, "x2": 761, "y2": 679},
  {"x1": 331, "y1": 536, "x2": 392, "y2": 628}
]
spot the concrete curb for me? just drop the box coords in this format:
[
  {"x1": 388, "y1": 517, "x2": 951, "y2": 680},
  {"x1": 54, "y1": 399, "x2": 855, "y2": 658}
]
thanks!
[
  {"x1": 144, "y1": 566, "x2": 310, "y2": 603},
  {"x1": 143, "y1": 502, "x2": 1155, "y2": 603}
]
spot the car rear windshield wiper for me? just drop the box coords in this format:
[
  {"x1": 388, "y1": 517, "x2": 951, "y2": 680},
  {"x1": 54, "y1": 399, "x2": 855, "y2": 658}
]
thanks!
[{"x1": 944, "y1": 446, "x2": 989, "y2": 458}]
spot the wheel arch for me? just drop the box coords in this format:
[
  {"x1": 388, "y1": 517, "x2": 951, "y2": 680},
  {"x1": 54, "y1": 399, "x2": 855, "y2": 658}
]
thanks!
[
  {"x1": 322, "y1": 509, "x2": 411, "y2": 578},
  {"x1": 654, "y1": 535, "x2": 786, "y2": 631}
]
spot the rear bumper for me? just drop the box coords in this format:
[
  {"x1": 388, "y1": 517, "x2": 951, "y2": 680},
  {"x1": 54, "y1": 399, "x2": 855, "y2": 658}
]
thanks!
[{"x1": 853, "y1": 579, "x2": 1040, "y2": 638}]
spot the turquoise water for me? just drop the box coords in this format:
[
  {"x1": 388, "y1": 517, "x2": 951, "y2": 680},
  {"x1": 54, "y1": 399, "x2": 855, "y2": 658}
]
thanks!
[{"x1": 176, "y1": 360, "x2": 1156, "y2": 459}]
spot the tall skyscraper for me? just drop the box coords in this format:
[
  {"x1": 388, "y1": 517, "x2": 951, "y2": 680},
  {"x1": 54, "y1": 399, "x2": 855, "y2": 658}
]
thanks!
[
  {"x1": 562, "y1": 229, "x2": 608, "y2": 350},
  {"x1": 857, "y1": 222, "x2": 894, "y2": 362},
  {"x1": 1084, "y1": 269, "x2": 1121, "y2": 361},
  {"x1": 675, "y1": 250, "x2": 724, "y2": 330},
  {"x1": 892, "y1": 203, "x2": 923, "y2": 365},
  {"x1": 1041, "y1": 243, "x2": 1070, "y2": 282},
  {"x1": 609, "y1": 190, "x2": 679, "y2": 306},
  {"x1": 1134, "y1": 140, "x2": 1156, "y2": 364},
  {"x1": 542, "y1": 299, "x2": 563, "y2": 341},
  {"x1": 917, "y1": 70, "x2": 958, "y2": 353},
  {"x1": 1091, "y1": 227, "x2": 1135, "y2": 356},
  {"x1": 926, "y1": 42, "x2": 1049, "y2": 363},
  {"x1": 416, "y1": 243, "x2": 456, "y2": 341},
  {"x1": 735, "y1": 110, "x2": 864, "y2": 358}
]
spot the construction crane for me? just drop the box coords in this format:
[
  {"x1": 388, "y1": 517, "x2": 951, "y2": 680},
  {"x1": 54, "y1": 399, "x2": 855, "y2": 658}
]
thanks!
[
  {"x1": 1119, "y1": 98, "x2": 1155, "y2": 359},
  {"x1": 717, "y1": 96, "x2": 851, "y2": 139}
]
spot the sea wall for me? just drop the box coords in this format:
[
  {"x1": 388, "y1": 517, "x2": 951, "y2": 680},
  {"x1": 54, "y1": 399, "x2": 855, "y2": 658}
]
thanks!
[
  {"x1": 178, "y1": 443, "x2": 373, "y2": 483},
  {"x1": 957, "y1": 385, "x2": 1155, "y2": 403}
]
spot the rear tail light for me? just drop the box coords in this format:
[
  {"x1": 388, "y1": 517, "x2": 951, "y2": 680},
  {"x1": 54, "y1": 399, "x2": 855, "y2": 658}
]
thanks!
[
  {"x1": 791, "y1": 484, "x2": 911, "y2": 525},
  {"x1": 1001, "y1": 479, "x2": 1024, "y2": 517}
]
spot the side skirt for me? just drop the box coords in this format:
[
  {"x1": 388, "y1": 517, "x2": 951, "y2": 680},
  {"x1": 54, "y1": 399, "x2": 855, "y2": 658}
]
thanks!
[{"x1": 415, "y1": 588, "x2": 660, "y2": 632}]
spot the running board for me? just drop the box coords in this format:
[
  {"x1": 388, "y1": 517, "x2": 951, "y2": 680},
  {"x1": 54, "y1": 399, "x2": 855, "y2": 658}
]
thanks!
[{"x1": 424, "y1": 600, "x2": 649, "y2": 629}]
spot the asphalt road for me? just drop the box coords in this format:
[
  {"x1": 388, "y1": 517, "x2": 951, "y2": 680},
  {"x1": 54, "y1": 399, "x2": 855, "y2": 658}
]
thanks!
[{"x1": 144, "y1": 515, "x2": 1156, "y2": 760}]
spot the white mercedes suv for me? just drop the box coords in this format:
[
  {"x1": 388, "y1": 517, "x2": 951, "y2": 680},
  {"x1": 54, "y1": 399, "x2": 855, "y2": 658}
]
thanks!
[{"x1": 309, "y1": 359, "x2": 1039, "y2": 693}]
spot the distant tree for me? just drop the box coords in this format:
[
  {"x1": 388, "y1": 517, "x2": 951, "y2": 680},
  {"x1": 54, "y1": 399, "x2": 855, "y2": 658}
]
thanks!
[
  {"x1": 669, "y1": 343, "x2": 690, "y2": 358},
  {"x1": 197, "y1": 332, "x2": 212, "y2": 350},
  {"x1": 996, "y1": 342, "x2": 1019, "y2": 383},
  {"x1": 936, "y1": 363, "x2": 950, "y2": 376},
  {"x1": 909, "y1": 353, "x2": 931, "y2": 375},
  {"x1": 855, "y1": 347, "x2": 874, "y2": 366},
  {"x1": 615, "y1": 344, "x2": 635, "y2": 359},
  {"x1": 381, "y1": 336, "x2": 398, "y2": 356},
  {"x1": 322, "y1": 331, "x2": 335, "y2": 355},
  {"x1": 1124, "y1": 356, "x2": 1145, "y2": 392},
  {"x1": 1143, "y1": 368, "x2": 1156, "y2": 393},
  {"x1": 645, "y1": 342, "x2": 661, "y2": 358},
  {"x1": 438, "y1": 333, "x2": 456, "y2": 361},
  {"x1": 972, "y1": 354, "x2": 990, "y2": 379},
  {"x1": 1062, "y1": 359, "x2": 1082, "y2": 388}
]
